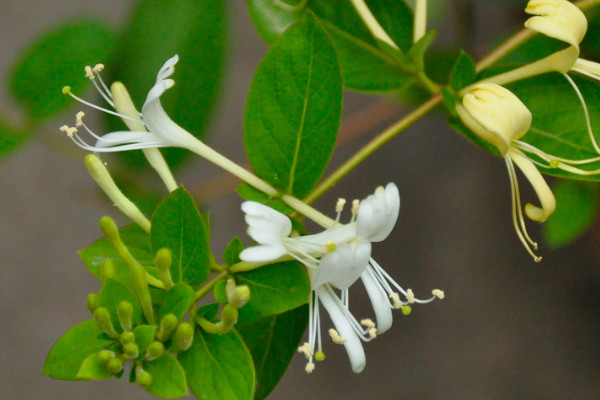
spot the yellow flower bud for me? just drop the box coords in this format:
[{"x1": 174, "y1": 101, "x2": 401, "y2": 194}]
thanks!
[{"x1": 524, "y1": 0, "x2": 587, "y2": 49}]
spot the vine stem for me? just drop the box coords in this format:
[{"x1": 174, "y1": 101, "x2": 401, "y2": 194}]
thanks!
[
  {"x1": 195, "y1": 270, "x2": 229, "y2": 301},
  {"x1": 303, "y1": 0, "x2": 600, "y2": 204}
]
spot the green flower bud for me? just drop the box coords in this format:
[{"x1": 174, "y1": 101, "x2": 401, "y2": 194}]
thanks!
[
  {"x1": 117, "y1": 301, "x2": 134, "y2": 332},
  {"x1": 100, "y1": 259, "x2": 116, "y2": 281},
  {"x1": 94, "y1": 307, "x2": 119, "y2": 339},
  {"x1": 97, "y1": 350, "x2": 116, "y2": 365},
  {"x1": 120, "y1": 331, "x2": 135, "y2": 345},
  {"x1": 156, "y1": 313, "x2": 178, "y2": 341},
  {"x1": 86, "y1": 293, "x2": 99, "y2": 314},
  {"x1": 155, "y1": 248, "x2": 174, "y2": 290},
  {"x1": 226, "y1": 279, "x2": 251, "y2": 309},
  {"x1": 221, "y1": 304, "x2": 238, "y2": 326},
  {"x1": 144, "y1": 341, "x2": 164, "y2": 361},
  {"x1": 106, "y1": 358, "x2": 123, "y2": 374},
  {"x1": 122, "y1": 342, "x2": 139, "y2": 359},
  {"x1": 173, "y1": 322, "x2": 194, "y2": 352},
  {"x1": 135, "y1": 365, "x2": 152, "y2": 387}
]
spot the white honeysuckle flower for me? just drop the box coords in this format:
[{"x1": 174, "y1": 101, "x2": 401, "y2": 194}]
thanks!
[
  {"x1": 240, "y1": 183, "x2": 442, "y2": 373},
  {"x1": 524, "y1": 0, "x2": 587, "y2": 49},
  {"x1": 457, "y1": 83, "x2": 556, "y2": 261}
]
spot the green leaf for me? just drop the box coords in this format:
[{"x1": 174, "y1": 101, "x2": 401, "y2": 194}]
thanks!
[
  {"x1": 508, "y1": 73, "x2": 600, "y2": 181},
  {"x1": 214, "y1": 280, "x2": 229, "y2": 303},
  {"x1": 77, "y1": 353, "x2": 113, "y2": 380},
  {"x1": 108, "y1": 0, "x2": 227, "y2": 168},
  {"x1": 248, "y1": 0, "x2": 415, "y2": 91},
  {"x1": 151, "y1": 187, "x2": 211, "y2": 288},
  {"x1": 235, "y1": 183, "x2": 294, "y2": 214},
  {"x1": 134, "y1": 325, "x2": 158, "y2": 354},
  {"x1": 179, "y1": 329, "x2": 255, "y2": 400},
  {"x1": 237, "y1": 304, "x2": 308, "y2": 400},
  {"x1": 236, "y1": 262, "x2": 310, "y2": 323},
  {"x1": 97, "y1": 278, "x2": 143, "y2": 330},
  {"x1": 450, "y1": 50, "x2": 476, "y2": 91},
  {"x1": 244, "y1": 15, "x2": 343, "y2": 197},
  {"x1": 10, "y1": 20, "x2": 115, "y2": 120},
  {"x1": 0, "y1": 118, "x2": 28, "y2": 160},
  {"x1": 78, "y1": 224, "x2": 154, "y2": 286},
  {"x1": 544, "y1": 180, "x2": 599, "y2": 247},
  {"x1": 223, "y1": 237, "x2": 244, "y2": 266},
  {"x1": 144, "y1": 353, "x2": 189, "y2": 399},
  {"x1": 43, "y1": 320, "x2": 114, "y2": 380},
  {"x1": 157, "y1": 282, "x2": 196, "y2": 321}
]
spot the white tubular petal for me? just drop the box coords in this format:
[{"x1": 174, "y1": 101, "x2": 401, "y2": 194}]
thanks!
[
  {"x1": 156, "y1": 54, "x2": 179, "y2": 81},
  {"x1": 356, "y1": 183, "x2": 400, "y2": 242},
  {"x1": 317, "y1": 286, "x2": 366, "y2": 373},
  {"x1": 239, "y1": 245, "x2": 285, "y2": 262},
  {"x1": 361, "y1": 267, "x2": 393, "y2": 334},
  {"x1": 242, "y1": 201, "x2": 292, "y2": 242},
  {"x1": 509, "y1": 149, "x2": 556, "y2": 222},
  {"x1": 94, "y1": 131, "x2": 162, "y2": 148},
  {"x1": 311, "y1": 240, "x2": 371, "y2": 290}
]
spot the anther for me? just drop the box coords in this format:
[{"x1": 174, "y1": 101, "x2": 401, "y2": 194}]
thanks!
[
  {"x1": 297, "y1": 342, "x2": 313, "y2": 358},
  {"x1": 389, "y1": 293, "x2": 401, "y2": 309},
  {"x1": 360, "y1": 319, "x2": 375, "y2": 329},
  {"x1": 432, "y1": 289, "x2": 445, "y2": 299},
  {"x1": 59, "y1": 125, "x2": 77, "y2": 138},
  {"x1": 85, "y1": 66, "x2": 94, "y2": 80},
  {"x1": 336, "y1": 198, "x2": 346, "y2": 213},
  {"x1": 352, "y1": 199, "x2": 360, "y2": 215},
  {"x1": 368, "y1": 328, "x2": 377, "y2": 339},
  {"x1": 535, "y1": 256, "x2": 542, "y2": 263},
  {"x1": 93, "y1": 64, "x2": 104, "y2": 73},
  {"x1": 406, "y1": 288, "x2": 415, "y2": 304},
  {"x1": 75, "y1": 111, "x2": 85, "y2": 127},
  {"x1": 305, "y1": 362, "x2": 316, "y2": 374},
  {"x1": 328, "y1": 328, "x2": 347, "y2": 344}
]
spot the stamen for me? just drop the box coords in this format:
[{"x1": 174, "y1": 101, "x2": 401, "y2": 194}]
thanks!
[
  {"x1": 406, "y1": 288, "x2": 415, "y2": 304},
  {"x1": 336, "y1": 198, "x2": 346, "y2": 213},
  {"x1": 368, "y1": 328, "x2": 377, "y2": 339},
  {"x1": 432, "y1": 289, "x2": 445, "y2": 299},
  {"x1": 59, "y1": 125, "x2": 77, "y2": 138},
  {"x1": 297, "y1": 342, "x2": 313, "y2": 359},
  {"x1": 352, "y1": 199, "x2": 360, "y2": 216},
  {"x1": 329, "y1": 328, "x2": 347, "y2": 344},
  {"x1": 389, "y1": 293, "x2": 402, "y2": 309},
  {"x1": 305, "y1": 362, "x2": 315, "y2": 374},
  {"x1": 563, "y1": 73, "x2": 600, "y2": 154},
  {"x1": 93, "y1": 64, "x2": 104, "y2": 73},
  {"x1": 75, "y1": 111, "x2": 85, "y2": 127},
  {"x1": 85, "y1": 66, "x2": 94, "y2": 80},
  {"x1": 63, "y1": 87, "x2": 140, "y2": 124},
  {"x1": 360, "y1": 319, "x2": 375, "y2": 328}
]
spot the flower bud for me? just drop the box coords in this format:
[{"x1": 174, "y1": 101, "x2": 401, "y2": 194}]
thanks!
[
  {"x1": 456, "y1": 83, "x2": 532, "y2": 156},
  {"x1": 173, "y1": 322, "x2": 195, "y2": 352},
  {"x1": 226, "y1": 279, "x2": 251, "y2": 308},
  {"x1": 106, "y1": 358, "x2": 123, "y2": 374},
  {"x1": 100, "y1": 259, "x2": 116, "y2": 281},
  {"x1": 144, "y1": 341, "x2": 164, "y2": 361},
  {"x1": 97, "y1": 350, "x2": 116, "y2": 365},
  {"x1": 120, "y1": 331, "x2": 135, "y2": 345},
  {"x1": 155, "y1": 248, "x2": 174, "y2": 290},
  {"x1": 156, "y1": 313, "x2": 178, "y2": 341},
  {"x1": 135, "y1": 365, "x2": 152, "y2": 387},
  {"x1": 117, "y1": 301, "x2": 134, "y2": 332},
  {"x1": 94, "y1": 307, "x2": 119, "y2": 339},
  {"x1": 122, "y1": 342, "x2": 140, "y2": 359},
  {"x1": 524, "y1": 0, "x2": 587, "y2": 49},
  {"x1": 86, "y1": 293, "x2": 99, "y2": 314}
]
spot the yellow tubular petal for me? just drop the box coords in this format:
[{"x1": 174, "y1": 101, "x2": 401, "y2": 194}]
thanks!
[{"x1": 509, "y1": 149, "x2": 556, "y2": 222}]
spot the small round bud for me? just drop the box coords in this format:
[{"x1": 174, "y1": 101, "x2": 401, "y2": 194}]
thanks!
[
  {"x1": 97, "y1": 350, "x2": 116, "y2": 365},
  {"x1": 94, "y1": 307, "x2": 119, "y2": 339},
  {"x1": 122, "y1": 343, "x2": 139, "y2": 359},
  {"x1": 173, "y1": 322, "x2": 195, "y2": 352},
  {"x1": 106, "y1": 358, "x2": 123, "y2": 374},
  {"x1": 401, "y1": 305, "x2": 412, "y2": 316},
  {"x1": 155, "y1": 248, "x2": 174, "y2": 290},
  {"x1": 229, "y1": 285, "x2": 251, "y2": 309},
  {"x1": 144, "y1": 341, "x2": 164, "y2": 361},
  {"x1": 100, "y1": 259, "x2": 116, "y2": 281},
  {"x1": 86, "y1": 293, "x2": 99, "y2": 314},
  {"x1": 117, "y1": 301, "x2": 134, "y2": 332},
  {"x1": 315, "y1": 351, "x2": 325, "y2": 362},
  {"x1": 99, "y1": 216, "x2": 119, "y2": 240},
  {"x1": 136, "y1": 366, "x2": 152, "y2": 387},
  {"x1": 221, "y1": 304, "x2": 239, "y2": 326},
  {"x1": 157, "y1": 313, "x2": 178, "y2": 341},
  {"x1": 120, "y1": 331, "x2": 135, "y2": 345},
  {"x1": 62, "y1": 86, "x2": 71, "y2": 95}
]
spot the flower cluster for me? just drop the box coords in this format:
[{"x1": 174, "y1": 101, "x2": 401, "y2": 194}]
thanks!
[
  {"x1": 240, "y1": 183, "x2": 443, "y2": 373},
  {"x1": 456, "y1": 0, "x2": 600, "y2": 261}
]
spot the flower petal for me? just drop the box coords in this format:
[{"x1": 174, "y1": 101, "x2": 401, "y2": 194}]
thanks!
[
  {"x1": 356, "y1": 183, "x2": 400, "y2": 242},
  {"x1": 361, "y1": 267, "x2": 393, "y2": 334},
  {"x1": 311, "y1": 240, "x2": 371, "y2": 290}
]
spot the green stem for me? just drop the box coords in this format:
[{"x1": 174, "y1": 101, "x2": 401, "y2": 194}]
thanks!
[
  {"x1": 417, "y1": 71, "x2": 440, "y2": 93},
  {"x1": 304, "y1": 94, "x2": 443, "y2": 205},
  {"x1": 194, "y1": 270, "x2": 229, "y2": 301}
]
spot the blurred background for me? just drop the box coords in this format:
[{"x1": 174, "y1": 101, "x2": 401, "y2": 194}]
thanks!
[{"x1": 1, "y1": 0, "x2": 600, "y2": 399}]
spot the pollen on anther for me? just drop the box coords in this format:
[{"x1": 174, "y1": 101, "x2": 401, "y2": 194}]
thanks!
[
  {"x1": 406, "y1": 288, "x2": 415, "y2": 304},
  {"x1": 352, "y1": 199, "x2": 360, "y2": 215},
  {"x1": 389, "y1": 293, "x2": 401, "y2": 309},
  {"x1": 328, "y1": 328, "x2": 347, "y2": 344},
  {"x1": 75, "y1": 111, "x2": 85, "y2": 127},
  {"x1": 336, "y1": 198, "x2": 346, "y2": 213},
  {"x1": 297, "y1": 342, "x2": 313, "y2": 358},
  {"x1": 305, "y1": 362, "x2": 315, "y2": 374},
  {"x1": 85, "y1": 66, "x2": 94, "y2": 80},
  {"x1": 360, "y1": 319, "x2": 375, "y2": 328},
  {"x1": 534, "y1": 256, "x2": 542, "y2": 263},
  {"x1": 59, "y1": 125, "x2": 77, "y2": 138},
  {"x1": 93, "y1": 64, "x2": 105, "y2": 73},
  {"x1": 432, "y1": 289, "x2": 445, "y2": 299},
  {"x1": 368, "y1": 328, "x2": 377, "y2": 339}
]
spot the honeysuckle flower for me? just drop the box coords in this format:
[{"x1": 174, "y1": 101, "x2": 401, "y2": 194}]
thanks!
[
  {"x1": 240, "y1": 183, "x2": 443, "y2": 373},
  {"x1": 524, "y1": 0, "x2": 587, "y2": 48},
  {"x1": 456, "y1": 83, "x2": 555, "y2": 261}
]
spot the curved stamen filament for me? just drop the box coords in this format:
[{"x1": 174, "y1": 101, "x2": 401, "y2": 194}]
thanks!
[
  {"x1": 562, "y1": 73, "x2": 600, "y2": 154},
  {"x1": 63, "y1": 88, "x2": 142, "y2": 125}
]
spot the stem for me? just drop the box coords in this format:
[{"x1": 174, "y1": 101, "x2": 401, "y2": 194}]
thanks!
[
  {"x1": 350, "y1": 0, "x2": 398, "y2": 49},
  {"x1": 194, "y1": 270, "x2": 228, "y2": 301},
  {"x1": 304, "y1": 94, "x2": 443, "y2": 205}
]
